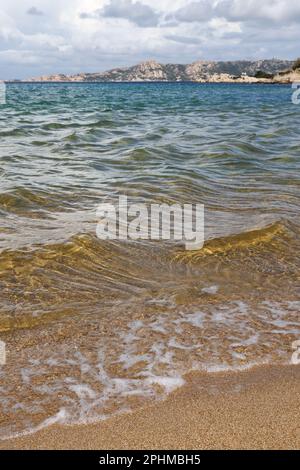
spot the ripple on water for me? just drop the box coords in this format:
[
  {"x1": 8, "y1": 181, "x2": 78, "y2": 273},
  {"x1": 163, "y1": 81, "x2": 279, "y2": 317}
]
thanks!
[{"x1": 0, "y1": 82, "x2": 299, "y2": 439}]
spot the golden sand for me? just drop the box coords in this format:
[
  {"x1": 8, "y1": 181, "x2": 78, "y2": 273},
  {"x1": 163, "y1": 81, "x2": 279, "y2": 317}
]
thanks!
[{"x1": 1, "y1": 364, "x2": 299, "y2": 450}]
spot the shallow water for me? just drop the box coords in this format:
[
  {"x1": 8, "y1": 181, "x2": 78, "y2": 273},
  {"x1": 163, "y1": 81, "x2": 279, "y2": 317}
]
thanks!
[{"x1": 0, "y1": 83, "x2": 299, "y2": 438}]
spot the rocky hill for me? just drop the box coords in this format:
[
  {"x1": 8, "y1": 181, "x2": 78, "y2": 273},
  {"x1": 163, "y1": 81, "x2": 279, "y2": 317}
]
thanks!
[{"x1": 26, "y1": 59, "x2": 293, "y2": 83}]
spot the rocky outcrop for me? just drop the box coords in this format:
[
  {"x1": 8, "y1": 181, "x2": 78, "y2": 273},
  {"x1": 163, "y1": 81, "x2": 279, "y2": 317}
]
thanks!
[
  {"x1": 126, "y1": 61, "x2": 168, "y2": 81},
  {"x1": 34, "y1": 74, "x2": 69, "y2": 82},
  {"x1": 184, "y1": 60, "x2": 293, "y2": 82},
  {"x1": 273, "y1": 69, "x2": 300, "y2": 83},
  {"x1": 24, "y1": 59, "x2": 294, "y2": 83}
]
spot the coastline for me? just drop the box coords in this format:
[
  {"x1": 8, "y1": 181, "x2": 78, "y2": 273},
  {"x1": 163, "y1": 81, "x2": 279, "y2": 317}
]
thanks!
[
  {"x1": 4, "y1": 58, "x2": 298, "y2": 84},
  {"x1": 4, "y1": 80, "x2": 293, "y2": 85},
  {"x1": 1, "y1": 364, "x2": 299, "y2": 450},
  {"x1": 4, "y1": 79, "x2": 296, "y2": 84}
]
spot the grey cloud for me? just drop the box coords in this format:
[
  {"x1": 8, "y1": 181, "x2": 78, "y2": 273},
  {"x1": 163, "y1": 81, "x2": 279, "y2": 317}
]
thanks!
[
  {"x1": 172, "y1": 0, "x2": 300, "y2": 25},
  {"x1": 80, "y1": 0, "x2": 160, "y2": 27},
  {"x1": 217, "y1": 0, "x2": 300, "y2": 24},
  {"x1": 173, "y1": 1, "x2": 214, "y2": 23},
  {"x1": 79, "y1": 12, "x2": 96, "y2": 19},
  {"x1": 27, "y1": 6, "x2": 44, "y2": 16},
  {"x1": 101, "y1": 0, "x2": 159, "y2": 27}
]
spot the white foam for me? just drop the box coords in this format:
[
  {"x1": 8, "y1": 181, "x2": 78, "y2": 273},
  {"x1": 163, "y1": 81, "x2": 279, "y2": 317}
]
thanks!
[
  {"x1": 69, "y1": 384, "x2": 97, "y2": 400},
  {"x1": 168, "y1": 337, "x2": 194, "y2": 350},
  {"x1": 118, "y1": 353, "x2": 151, "y2": 369},
  {"x1": 172, "y1": 310, "x2": 205, "y2": 330},
  {"x1": 184, "y1": 311, "x2": 205, "y2": 328},
  {"x1": 0, "y1": 408, "x2": 68, "y2": 441},
  {"x1": 129, "y1": 320, "x2": 144, "y2": 331},
  {"x1": 1, "y1": 297, "x2": 299, "y2": 441},
  {"x1": 231, "y1": 334, "x2": 259, "y2": 348},
  {"x1": 145, "y1": 376, "x2": 185, "y2": 394},
  {"x1": 202, "y1": 360, "x2": 269, "y2": 373},
  {"x1": 150, "y1": 316, "x2": 168, "y2": 334},
  {"x1": 202, "y1": 285, "x2": 219, "y2": 295}
]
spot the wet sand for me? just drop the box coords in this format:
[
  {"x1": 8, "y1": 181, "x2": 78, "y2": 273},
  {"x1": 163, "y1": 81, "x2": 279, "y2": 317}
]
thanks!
[{"x1": 1, "y1": 364, "x2": 299, "y2": 450}]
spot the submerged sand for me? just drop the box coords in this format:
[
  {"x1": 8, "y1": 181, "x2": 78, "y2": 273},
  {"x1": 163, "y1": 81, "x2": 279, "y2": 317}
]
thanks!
[{"x1": 1, "y1": 364, "x2": 299, "y2": 450}]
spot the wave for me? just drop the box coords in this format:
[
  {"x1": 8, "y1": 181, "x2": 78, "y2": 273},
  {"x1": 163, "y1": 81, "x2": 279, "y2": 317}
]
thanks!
[
  {"x1": 0, "y1": 219, "x2": 298, "y2": 278},
  {"x1": 0, "y1": 188, "x2": 52, "y2": 214},
  {"x1": 0, "y1": 218, "x2": 299, "y2": 331},
  {"x1": 0, "y1": 128, "x2": 29, "y2": 137},
  {"x1": 0, "y1": 188, "x2": 92, "y2": 216},
  {"x1": 174, "y1": 220, "x2": 299, "y2": 263},
  {"x1": 0, "y1": 219, "x2": 296, "y2": 278}
]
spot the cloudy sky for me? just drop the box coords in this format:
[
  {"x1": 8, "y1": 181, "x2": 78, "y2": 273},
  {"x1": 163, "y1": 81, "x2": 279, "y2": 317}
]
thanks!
[{"x1": 0, "y1": 0, "x2": 299, "y2": 79}]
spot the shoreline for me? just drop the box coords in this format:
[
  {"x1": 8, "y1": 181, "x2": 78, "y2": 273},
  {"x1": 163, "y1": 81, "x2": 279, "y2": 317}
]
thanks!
[
  {"x1": 1, "y1": 363, "x2": 299, "y2": 450},
  {"x1": 4, "y1": 80, "x2": 293, "y2": 84}
]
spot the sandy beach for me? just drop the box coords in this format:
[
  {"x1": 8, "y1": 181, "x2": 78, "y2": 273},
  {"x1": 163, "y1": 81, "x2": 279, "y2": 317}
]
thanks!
[{"x1": 1, "y1": 364, "x2": 299, "y2": 450}]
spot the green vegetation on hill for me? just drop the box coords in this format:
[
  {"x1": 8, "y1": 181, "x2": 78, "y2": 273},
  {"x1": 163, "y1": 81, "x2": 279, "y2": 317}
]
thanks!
[
  {"x1": 292, "y1": 58, "x2": 300, "y2": 70},
  {"x1": 254, "y1": 70, "x2": 274, "y2": 79}
]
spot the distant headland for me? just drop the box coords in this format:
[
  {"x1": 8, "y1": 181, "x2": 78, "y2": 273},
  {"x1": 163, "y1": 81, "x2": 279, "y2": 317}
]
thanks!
[{"x1": 6, "y1": 58, "x2": 300, "y2": 83}]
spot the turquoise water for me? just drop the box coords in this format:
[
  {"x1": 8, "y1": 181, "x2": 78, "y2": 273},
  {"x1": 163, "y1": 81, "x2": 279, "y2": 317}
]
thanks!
[
  {"x1": 1, "y1": 83, "x2": 300, "y2": 249},
  {"x1": 0, "y1": 83, "x2": 299, "y2": 438}
]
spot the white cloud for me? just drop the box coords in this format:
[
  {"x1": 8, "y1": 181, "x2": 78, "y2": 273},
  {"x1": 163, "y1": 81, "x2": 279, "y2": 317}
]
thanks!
[
  {"x1": 173, "y1": 1, "x2": 214, "y2": 22},
  {"x1": 208, "y1": 17, "x2": 242, "y2": 37}
]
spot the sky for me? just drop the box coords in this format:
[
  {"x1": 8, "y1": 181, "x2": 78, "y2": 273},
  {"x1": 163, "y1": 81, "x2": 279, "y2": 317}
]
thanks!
[{"x1": 0, "y1": 0, "x2": 299, "y2": 79}]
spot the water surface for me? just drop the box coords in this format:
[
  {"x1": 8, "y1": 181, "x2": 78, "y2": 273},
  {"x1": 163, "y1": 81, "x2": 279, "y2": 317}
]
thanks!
[{"x1": 0, "y1": 83, "x2": 299, "y2": 438}]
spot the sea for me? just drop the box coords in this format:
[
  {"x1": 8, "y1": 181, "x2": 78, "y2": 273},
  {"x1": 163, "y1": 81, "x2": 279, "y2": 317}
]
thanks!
[{"x1": 0, "y1": 82, "x2": 299, "y2": 438}]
